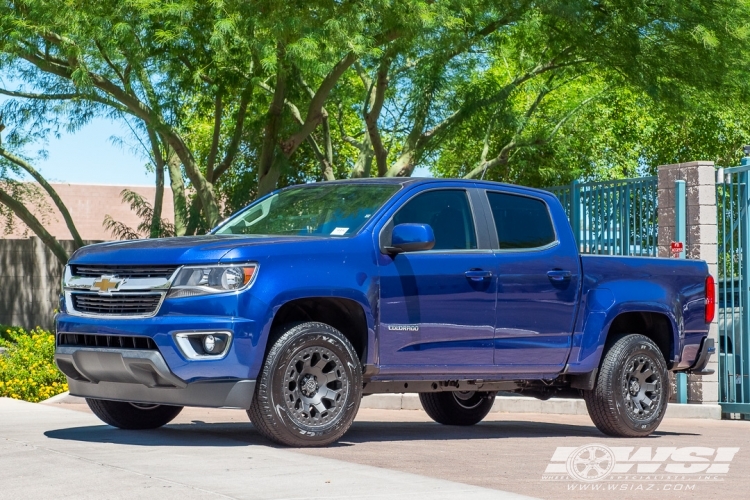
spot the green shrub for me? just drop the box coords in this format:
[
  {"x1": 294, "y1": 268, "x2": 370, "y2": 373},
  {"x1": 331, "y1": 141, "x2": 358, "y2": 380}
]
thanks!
[{"x1": 0, "y1": 326, "x2": 68, "y2": 402}]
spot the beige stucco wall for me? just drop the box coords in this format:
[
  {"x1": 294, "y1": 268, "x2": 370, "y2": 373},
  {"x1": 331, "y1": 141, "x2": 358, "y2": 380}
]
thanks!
[{"x1": 2, "y1": 183, "x2": 174, "y2": 241}]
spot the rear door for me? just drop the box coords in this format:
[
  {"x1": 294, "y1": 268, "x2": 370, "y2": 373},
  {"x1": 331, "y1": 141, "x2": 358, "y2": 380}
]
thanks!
[
  {"x1": 377, "y1": 187, "x2": 497, "y2": 374},
  {"x1": 480, "y1": 188, "x2": 581, "y2": 372}
]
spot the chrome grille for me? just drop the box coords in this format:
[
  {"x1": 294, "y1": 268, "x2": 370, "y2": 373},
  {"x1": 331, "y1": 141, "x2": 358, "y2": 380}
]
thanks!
[
  {"x1": 71, "y1": 265, "x2": 178, "y2": 279},
  {"x1": 71, "y1": 292, "x2": 163, "y2": 316},
  {"x1": 57, "y1": 333, "x2": 157, "y2": 350}
]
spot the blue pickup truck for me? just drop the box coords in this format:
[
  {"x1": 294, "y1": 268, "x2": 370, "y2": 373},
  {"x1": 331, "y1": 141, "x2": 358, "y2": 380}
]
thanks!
[{"x1": 54, "y1": 178, "x2": 716, "y2": 446}]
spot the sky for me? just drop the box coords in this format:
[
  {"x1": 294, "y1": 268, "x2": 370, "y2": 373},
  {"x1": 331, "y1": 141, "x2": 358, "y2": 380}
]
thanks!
[
  {"x1": 7, "y1": 114, "x2": 431, "y2": 185},
  {"x1": 18, "y1": 118, "x2": 156, "y2": 186}
]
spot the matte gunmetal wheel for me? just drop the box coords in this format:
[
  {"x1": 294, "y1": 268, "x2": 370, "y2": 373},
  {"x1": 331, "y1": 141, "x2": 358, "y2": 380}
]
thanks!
[
  {"x1": 419, "y1": 390, "x2": 496, "y2": 426},
  {"x1": 248, "y1": 322, "x2": 362, "y2": 447},
  {"x1": 584, "y1": 334, "x2": 669, "y2": 437}
]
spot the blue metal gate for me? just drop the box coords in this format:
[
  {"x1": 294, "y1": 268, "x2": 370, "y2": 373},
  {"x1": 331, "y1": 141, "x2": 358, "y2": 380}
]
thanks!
[
  {"x1": 547, "y1": 177, "x2": 659, "y2": 256},
  {"x1": 716, "y1": 163, "x2": 750, "y2": 414}
]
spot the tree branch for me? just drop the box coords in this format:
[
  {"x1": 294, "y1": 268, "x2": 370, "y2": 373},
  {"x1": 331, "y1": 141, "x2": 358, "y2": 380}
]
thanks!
[
  {"x1": 280, "y1": 51, "x2": 357, "y2": 157},
  {"x1": 95, "y1": 40, "x2": 127, "y2": 85},
  {"x1": 366, "y1": 54, "x2": 392, "y2": 176},
  {"x1": 206, "y1": 87, "x2": 224, "y2": 181},
  {"x1": 0, "y1": 186, "x2": 69, "y2": 264},
  {"x1": 464, "y1": 88, "x2": 603, "y2": 179},
  {"x1": 0, "y1": 86, "x2": 127, "y2": 111},
  {"x1": 146, "y1": 127, "x2": 166, "y2": 238},
  {"x1": 257, "y1": 46, "x2": 287, "y2": 196},
  {"x1": 212, "y1": 80, "x2": 254, "y2": 182},
  {"x1": 0, "y1": 148, "x2": 84, "y2": 248}
]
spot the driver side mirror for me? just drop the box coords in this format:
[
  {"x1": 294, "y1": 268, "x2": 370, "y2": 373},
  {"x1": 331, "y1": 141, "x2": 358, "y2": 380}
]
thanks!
[{"x1": 386, "y1": 223, "x2": 435, "y2": 253}]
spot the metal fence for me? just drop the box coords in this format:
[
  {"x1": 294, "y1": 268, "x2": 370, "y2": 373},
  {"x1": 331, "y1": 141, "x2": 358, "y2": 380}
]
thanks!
[
  {"x1": 546, "y1": 177, "x2": 659, "y2": 256},
  {"x1": 716, "y1": 164, "x2": 750, "y2": 414}
]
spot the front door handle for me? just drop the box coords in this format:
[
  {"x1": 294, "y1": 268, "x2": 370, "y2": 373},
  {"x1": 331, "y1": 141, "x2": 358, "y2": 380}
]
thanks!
[
  {"x1": 547, "y1": 270, "x2": 572, "y2": 282},
  {"x1": 465, "y1": 269, "x2": 492, "y2": 281}
]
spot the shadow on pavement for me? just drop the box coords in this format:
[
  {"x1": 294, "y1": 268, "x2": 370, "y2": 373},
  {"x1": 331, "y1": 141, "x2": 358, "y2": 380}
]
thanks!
[
  {"x1": 334, "y1": 419, "x2": 697, "y2": 445},
  {"x1": 44, "y1": 418, "x2": 698, "y2": 447},
  {"x1": 44, "y1": 422, "x2": 265, "y2": 447}
]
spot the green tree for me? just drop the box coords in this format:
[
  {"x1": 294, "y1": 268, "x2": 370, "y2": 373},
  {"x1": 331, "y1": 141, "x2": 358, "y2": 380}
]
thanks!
[
  {"x1": 0, "y1": 123, "x2": 83, "y2": 264},
  {"x1": 2, "y1": 0, "x2": 749, "y2": 240}
]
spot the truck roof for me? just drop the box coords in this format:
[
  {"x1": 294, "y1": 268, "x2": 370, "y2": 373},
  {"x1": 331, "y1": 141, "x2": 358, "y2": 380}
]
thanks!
[{"x1": 316, "y1": 177, "x2": 554, "y2": 197}]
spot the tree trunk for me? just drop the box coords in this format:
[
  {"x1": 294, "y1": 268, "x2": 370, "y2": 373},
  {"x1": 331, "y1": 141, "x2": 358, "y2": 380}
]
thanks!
[
  {"x1": 258, "y1": 151, "x2": 286, "y2": 198},
  {"x1": 147, "y1": 127, "x2": 166, "y2": 238},
  {"x1": 150, "y1": 162, "x2": 165, "y2": 238},
  {"x1": 166, "y1": 154, "x2": 188, "y2": 236},
  {"x1": 386, "y1": 150, "x2": 416, "y2": 177},
  {"x1": 257, "y1": 55, "x2": 287, "y2": 198},
  {"x1": 350, "y1": 133, "x2": 374, "y2": 178}
]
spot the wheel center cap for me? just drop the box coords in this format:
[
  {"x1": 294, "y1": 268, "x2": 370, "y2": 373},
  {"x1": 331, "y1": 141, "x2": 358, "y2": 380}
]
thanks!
[
  {"x1": 629, "y1": 379, "x2": 641, "y2": 395},
  {"x1": 300, "y1": 375, "x2": 318, "y2": 397}
]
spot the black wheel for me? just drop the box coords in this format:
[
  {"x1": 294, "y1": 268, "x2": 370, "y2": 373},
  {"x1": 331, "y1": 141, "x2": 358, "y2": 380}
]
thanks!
[
  {"x1": 419, "y1": 390, "x2": 496, "y2": 426},
  {"x1": 86, "y1": 399, "x2": 183, "y2": 430},
  {"x1": 248, "y1": 321, "x2": 362, "y2": 447},
  {"x1": 584, "y1": 334, "x2": 669, "y2": 437}
]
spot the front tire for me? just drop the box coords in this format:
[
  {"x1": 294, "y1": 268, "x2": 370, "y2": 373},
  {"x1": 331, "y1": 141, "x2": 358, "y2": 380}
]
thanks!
[
  {"x1": 419, "y1": 391, "x2": 496, "y2": 426},
  {"x1": 584, "y1": 334, "x2": 669, "y2": 437},
  {"x1": 248, "y1": 322, "x2": 362, "y2": 447},
  {"x1": 86, "y1": 399, "x2": 183, "y2": 430}
]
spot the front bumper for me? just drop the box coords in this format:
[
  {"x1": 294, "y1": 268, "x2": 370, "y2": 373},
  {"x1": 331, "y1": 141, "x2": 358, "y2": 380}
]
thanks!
[{"x1": 55, "y1": 346, "x2": 256, "y2": 409}]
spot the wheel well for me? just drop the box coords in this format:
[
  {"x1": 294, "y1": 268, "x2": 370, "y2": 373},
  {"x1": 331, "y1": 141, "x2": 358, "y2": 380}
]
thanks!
[
  {"x1": 267, "y1": 297, "x2": 369, "y2": 363},
  {"x1": 607, "y1": 311, "x2": 673, "y2": 364}
]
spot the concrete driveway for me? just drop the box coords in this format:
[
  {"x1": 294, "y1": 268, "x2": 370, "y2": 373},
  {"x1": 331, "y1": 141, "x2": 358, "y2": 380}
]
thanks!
[{"x1": 2, "y1": 397, "x2": 749, "y2": 499}]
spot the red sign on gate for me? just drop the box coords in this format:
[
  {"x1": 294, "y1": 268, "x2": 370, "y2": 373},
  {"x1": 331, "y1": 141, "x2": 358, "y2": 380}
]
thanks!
[{"x1": 671, "y1": 241, "x2": 684, "y2": 257}]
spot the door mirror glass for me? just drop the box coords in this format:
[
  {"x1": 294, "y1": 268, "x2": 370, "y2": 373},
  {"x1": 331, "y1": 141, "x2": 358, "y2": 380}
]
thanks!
[{"x1": 389, "y1": 223, "x2": 435, "y2": 253}]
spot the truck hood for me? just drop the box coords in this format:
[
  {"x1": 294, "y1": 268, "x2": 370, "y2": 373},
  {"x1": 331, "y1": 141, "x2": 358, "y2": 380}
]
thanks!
[{"x1": 70, "y1": 235, "x2": 331, "y2": 266}]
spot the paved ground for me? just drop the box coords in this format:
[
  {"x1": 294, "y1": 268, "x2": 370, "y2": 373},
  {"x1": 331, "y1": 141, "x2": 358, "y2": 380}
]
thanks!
[{"x1": 3, "y1": 397, "x2": 750, "y2": 499}]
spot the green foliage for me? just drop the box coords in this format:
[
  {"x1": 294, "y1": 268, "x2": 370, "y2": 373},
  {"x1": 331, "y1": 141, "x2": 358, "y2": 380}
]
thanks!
[
  {"x1": 103, "y1": 189, "x2": 175, "y2": 240},
  {"x1": 0, "y1": 326, "x2": 68, "y2": 403},
  {"x1": 2, "y1": 0, "x2": 750, "y2": 234}
]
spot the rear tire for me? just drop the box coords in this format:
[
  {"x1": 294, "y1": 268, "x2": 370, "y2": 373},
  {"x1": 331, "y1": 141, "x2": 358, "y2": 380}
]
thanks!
[
  {"x1": 584, "y1": 334, "x2": 669, "y2": 437},
  {"x1": 419, "y1": 391, "x2": 496, "y2": 426},
  {"x1": 86, "y1": 399, "x2": 183, "y2": 430},
  {"x1": 248, "y1": 321, "x2": 362, "y2": 447}
]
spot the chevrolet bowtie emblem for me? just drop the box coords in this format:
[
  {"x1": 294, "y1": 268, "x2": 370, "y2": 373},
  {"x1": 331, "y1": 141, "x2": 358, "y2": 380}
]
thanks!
[{"x1": 91, "y1": 277, "x2": 121, "y2": 293}]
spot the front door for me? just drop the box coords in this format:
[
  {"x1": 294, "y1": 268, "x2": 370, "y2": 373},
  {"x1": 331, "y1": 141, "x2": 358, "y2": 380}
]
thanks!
[
  {"x1": 378, "y1": 188, "x2": 497, "y2": 374},
  {"x1": 483, "y1": 190, "x2": 580, "y2": 372}
]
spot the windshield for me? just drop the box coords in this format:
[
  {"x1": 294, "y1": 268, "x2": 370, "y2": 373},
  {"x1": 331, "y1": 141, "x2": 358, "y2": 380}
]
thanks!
[{"x1": 214, "y1": 183, "x2": 400, "y2": 237}]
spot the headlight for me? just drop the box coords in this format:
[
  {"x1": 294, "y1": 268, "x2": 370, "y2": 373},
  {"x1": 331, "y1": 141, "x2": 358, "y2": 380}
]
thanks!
[{"x1": 167, "y1": 264, "x2": 257, "y2": 298}]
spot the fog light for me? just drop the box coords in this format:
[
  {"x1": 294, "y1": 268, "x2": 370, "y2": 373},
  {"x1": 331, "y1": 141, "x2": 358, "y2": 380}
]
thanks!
[
  {"x1": 175, "y1": 332, "x2": 231, "y2": 359},
  {"x1": 200, "y1": 333, "x2": 228, "y2": 355},
  {"x1": 203, "y1": 334, "x2": 217, "y2": 353}
]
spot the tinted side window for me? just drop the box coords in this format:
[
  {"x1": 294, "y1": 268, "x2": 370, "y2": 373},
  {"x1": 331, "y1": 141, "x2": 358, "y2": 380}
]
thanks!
[
  {"x1": 393, "y1": 190, "x2": 477, "y2": 250},
  {"x1": 487, "y1": 192, "x2": 556, "y2": 249}
]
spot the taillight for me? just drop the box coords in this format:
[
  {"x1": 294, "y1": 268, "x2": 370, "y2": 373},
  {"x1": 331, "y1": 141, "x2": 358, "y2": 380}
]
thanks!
[{"x1": 705, "y1": 275, "x2": 716, "y2": 323}]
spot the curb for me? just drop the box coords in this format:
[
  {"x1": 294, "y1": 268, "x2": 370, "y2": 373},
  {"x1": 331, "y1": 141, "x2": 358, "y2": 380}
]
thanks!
[
  {"x1": 361, "y1": 394, "x2": 722, "y2": 420},
  {"x1": 40, "y1": 392, "x2": 86, "y2": 405},
  {"x1": 43, "y1": 391, "x2": 722, "y2": 419}
]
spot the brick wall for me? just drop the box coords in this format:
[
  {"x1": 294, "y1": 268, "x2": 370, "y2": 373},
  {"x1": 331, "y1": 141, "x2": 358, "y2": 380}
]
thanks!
[{"x1": 657, "y1": 161, "x2": 719, "y2": 404}]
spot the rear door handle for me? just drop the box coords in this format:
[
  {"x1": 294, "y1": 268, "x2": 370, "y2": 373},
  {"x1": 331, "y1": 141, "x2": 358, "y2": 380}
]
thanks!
[
  {"x1": 465, "y1": 269, "x2": 492, "y2": 281},
  {"x1": 547, "y1": 270, "x2": 572, "y2": 282}
]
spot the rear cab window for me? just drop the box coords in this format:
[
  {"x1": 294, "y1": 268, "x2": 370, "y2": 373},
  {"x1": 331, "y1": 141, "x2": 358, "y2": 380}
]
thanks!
[{"x1": 486, "y1": 191, "x2": 556, "y2": 249}]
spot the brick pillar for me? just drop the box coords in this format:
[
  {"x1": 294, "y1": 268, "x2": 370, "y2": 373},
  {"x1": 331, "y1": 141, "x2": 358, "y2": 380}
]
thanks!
[{"x1": 657, "y1": 161, "x2": 718, "y2": 404}]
